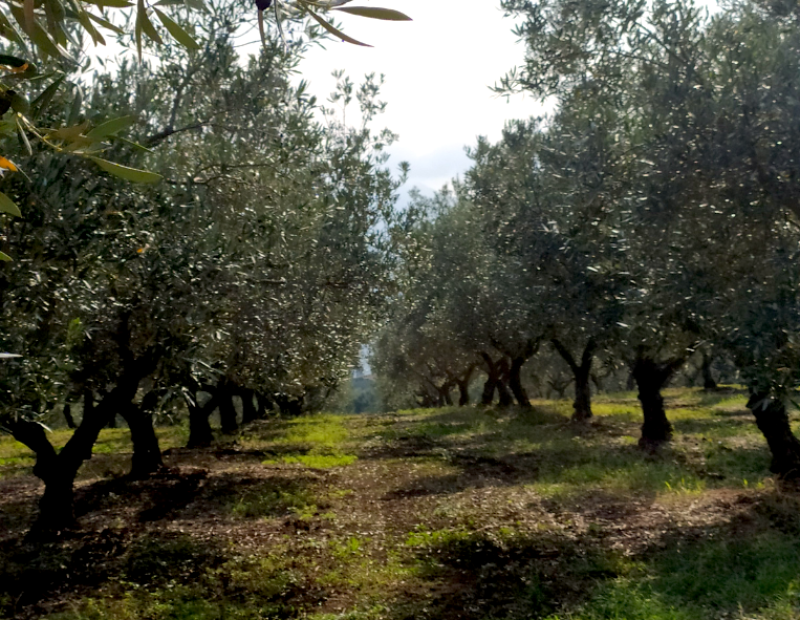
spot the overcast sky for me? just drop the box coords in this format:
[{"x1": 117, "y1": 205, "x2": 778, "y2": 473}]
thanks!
[{"x1": 295, "y1": 0, "x2": 545, "y2": 198}]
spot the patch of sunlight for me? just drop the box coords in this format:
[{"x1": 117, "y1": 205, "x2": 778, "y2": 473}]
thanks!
[{"x1": 266, "y1": 453, "x2": 357, "y2": 468}]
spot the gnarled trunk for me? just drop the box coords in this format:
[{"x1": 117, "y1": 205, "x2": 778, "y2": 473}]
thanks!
[
  {"x1": 437, "y1": 382, "x2": 454, "y2": 407},
  {"x1": 631, "y1": 353, "x2": 684, "y2": 447},
  {"x1": 119, "y1": 392, "x2": 163, "y2": 479},
  {"x1": 240, "y1": 388, "x2": 259, "y2": 424},
  {"x1": 508, "y1": 356, "x2": 531, "y2": 408},
  {"x1": 574, "y1": 370, "x2": 592, "y2": 421},
  {"x1": 480, "y1": 353, "x2": 499, "y2": 406},
  {"x1": 495, "y1": 357, "x2": 514, "y2": 407},
  {"x1": 187, "y1": 391, "x2": 217, "y2": 448},
  {"x1": 552, "y1": 339, "x2": 597, "y2": 422},
  {"x1": 457, "y1": 380, "x2": 470, "y2": 406},
  {"x1": 10, "y1": 420, "x2": 70, "y2": 534},
  {"x1": 701, "y1": 351, "x2": 718, "y2": 390},
  {"x1": 480, "y1": 353, "x2": 513, "y2": 406},
  {"x1": 256, "y1": 392, "x2": 273, "y2": 418},
  {"x1": 456, "y1": 366, "x2": 475, "y2": 406},
  {"x1": 748, "y1": 392, "x2": 800, "y2": 479},
  {"x1": 62, "y1": 403, "x2": 76, "y2": 429},
  {"x1": 36, "y1": 469, "x2": 75, "y2": 533},
  {"x1": 218, "y1": 382, "x2": 239, "y2": 434},
  {"x1": 277, "y1": 394, "x2": 303, "y2": 417},
  {"x1": 12, "y1": 372, "x2": 142, "y2": 535}
]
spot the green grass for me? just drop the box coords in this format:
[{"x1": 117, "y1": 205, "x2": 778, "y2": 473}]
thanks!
[
  {"x1": 547, "y1": 522, "x2": 800, "y2": 619},
  {"x1": 6, "y1": 386, "x2": 800, "y2": 620},
  {"x1": 49, "y1": 551, "x2": 307, "y2": 620},
  {"x1": 380, "y1": 388, "x2": 777, "y2": 500},
  {"x1": 256, "y1": 414, "x2": 359, "y2": 469},
  {"x1": 219, "y1": 479, "x2": 320, "y2": 519}
]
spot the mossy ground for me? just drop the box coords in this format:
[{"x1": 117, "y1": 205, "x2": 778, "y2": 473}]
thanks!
[{"x1": 2, "y1": 387, "x2": 800, "y2": 619}]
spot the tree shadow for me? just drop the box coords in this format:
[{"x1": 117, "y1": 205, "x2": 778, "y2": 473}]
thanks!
[
  {"x1": 0, "y1": 526, "x2": 226, "y2": 619},
  {"x1": 0, "y1": 477, "x2": 40, "y2": 544},
  {"x1": 74, "y1": 467, "x2": 209, "y2": 522},
  {"x1": 377, "y1": 491, "x2": 800, "y2": 620},
  {"x1": 671, "y1": 413, "x2": 754, "y2": 437},
  {"x1": 191, "y1": 470, "x2": 323, "y2": 520},
  {"x1": 362, "y1": 405, "x2": 570, "y2": 461},
  {"x1": 381, "y1": 451, "x2": 543, "y2": 500},
  {"x1": 0, "y1": 469, "x2": 321, "y2": 618}
]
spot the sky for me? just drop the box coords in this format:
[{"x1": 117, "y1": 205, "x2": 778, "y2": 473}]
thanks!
[{"x1": 295, "y1": 0, "x2": 545, "y2": 198}]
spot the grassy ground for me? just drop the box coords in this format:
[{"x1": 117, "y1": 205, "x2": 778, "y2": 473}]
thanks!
[{"x1": 2, "y1": 387, "x2": 800, "y2": 619}]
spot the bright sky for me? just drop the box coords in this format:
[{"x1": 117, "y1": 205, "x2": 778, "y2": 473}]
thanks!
[{"x1": 296, "y1": 0, "x2": 544, "y2": 198}]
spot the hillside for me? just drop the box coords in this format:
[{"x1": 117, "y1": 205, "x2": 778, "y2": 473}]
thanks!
[{"x1": 2, "y1": 388, "x2": 800, "y2": 620}]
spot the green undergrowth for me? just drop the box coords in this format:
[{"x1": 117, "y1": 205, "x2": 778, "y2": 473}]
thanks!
[
  {"x1": 48, "y1": 542, "x2": 312, "y2": 620},
  {"x1": 224, "y1": 479, "x2": 320, "y2": 519},
  {"x1": 6, "y1": 387, "x2": 800, "y2": 620},
  {"x1": 255, "y1": 414, "x2": 359, "y2": 469},
  {"x1": 542, "y1": 499, "x2": 800, "y2": 619},
  {"x1": 376, "y1": 388, "x2": 770, "y2": 500}
]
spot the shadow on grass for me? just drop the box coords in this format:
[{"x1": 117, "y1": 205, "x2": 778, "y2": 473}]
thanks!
[
  {"x1": 578, "y1": 493, "x2": 800, "y2": 620},
  {"x1": 123, "y1": 531, "x2": 225, "y2": 585},
  {"x1": 379, "y1": 426, "x2": 777, "y2": 504},
  {"x1": 201, "y1": 471, "x2": 322, "y2": 519},
  {"x1": 0, "y1": 529, "x2": 231, "y2": 619},
  {"x1": 398, "y1": 528, "x2": 616, "y2": 620},
  {"x1": 365, "y1": 402, "x2": 780, "y2": 503},
  {"x1": 363, "y1": 405, "x2": 570, "y2": 461},
  {"x1": 0, "y1": 528, "x2": 218, "y2": 613},
  {"x1": 379, "y1": 492, "x2": 800, "y2": 620},
  {"x1": 671, "y1": 414, "x2": 755, "y2": 438},
  {"x1": 73, "y1": 467, "x2": 208, "y2": 522}
]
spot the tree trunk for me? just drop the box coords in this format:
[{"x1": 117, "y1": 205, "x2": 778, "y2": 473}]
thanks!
[
  {"x1": 457, "y1": 366, "x2": 475, "y2": 406},
  {"x1": 277, "y1": 394, "x2": 303, "y2": 417},
  {"x1": 574, "y1": 368, "x2": 592, "y2": 421},
  {"x1": 240, "y1": 388, "x2": 259, "y2": 424},
  {"x1": 119, "y1": 398, "x2": 163, "y2": 479},
  {"x1": 632, "y1": 355, "x2": 680, "y2": 447},
  {"x1": 12, "y1": 373, "x2": 141, "y2": 535},
  {"x1": 456, "y1": 364, "x2": 475, "y2": 407},
  {"x1": 701, "y1": 352, "x2": 718, "y2": 390},
  {"x1": 479, "y1": 354, "x2": 513, "y2": 406},
  {"x1": 9, "y1": 420, "x2": 68, "y2": 533},
  {"x1": 438, "y1": 383, "x2": 454, "y2": 407},
  {"x1": 552, "y1": 339, "x2": 596, "y2": 422},
  {"x1": 255, "y1": 392, "x2": 273, "y2": 418},
  {"x1": 63, "y1": 403, "x2": 76, "y2": 429},
  {"x1": 480, "y1": 352, "x2": 499, "y2": 405},
  {"x1": 481, "y1": 373, "x2": 497, "y2": 405},
  {"x1": 187, "y1": 392, "x2": 217, "y2": 448},
  {"x1": 496, "y1": 357, "x2": 514, "y2": 407},
  {"x1": 36, "y1": 469, "x2": 75, "y2": 533},
  {"x1": 458, "y1": 380, "x2": 470, "y2": 406},
  {"x1": 219, "y1": 383, "x2": 239, "y2": 434},
  {"x1": 748, "y1": 392, "x2": 800, "y2": 479},
  {"x1": 508, "y1": 356, "x2": 531, "y2": 407},
  {"x1": 83, "y1": 389, "x2": 94, "y2": 425}
]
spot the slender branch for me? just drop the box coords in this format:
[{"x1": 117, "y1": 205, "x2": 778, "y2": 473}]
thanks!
[{"x1": 551, "y1": 338, "x2": 579, "y2": 373}]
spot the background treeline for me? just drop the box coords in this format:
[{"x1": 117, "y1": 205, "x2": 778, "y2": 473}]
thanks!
[
  {"x1": 0, "y1": 1, "x2": 405, "y2": 533},
  {"x1": 371, "y1": 0, "x2": 800, "y2": 482}
]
